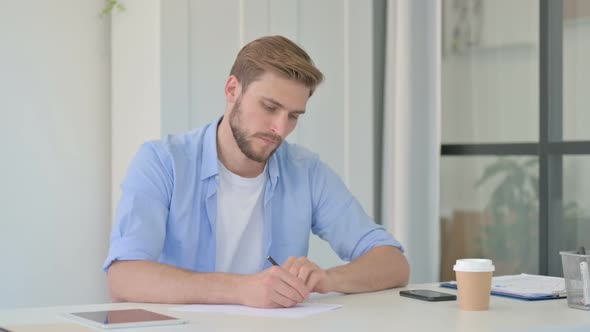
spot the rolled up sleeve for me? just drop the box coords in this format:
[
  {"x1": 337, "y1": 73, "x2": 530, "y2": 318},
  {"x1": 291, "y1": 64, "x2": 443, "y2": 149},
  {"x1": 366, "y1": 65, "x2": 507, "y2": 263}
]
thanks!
[
  {"x1": 103, "y1": 142, "x2": 173, "y2": 271},
  {"x1": 310, "y1": 158, "x2": 403, "y2": 262}
]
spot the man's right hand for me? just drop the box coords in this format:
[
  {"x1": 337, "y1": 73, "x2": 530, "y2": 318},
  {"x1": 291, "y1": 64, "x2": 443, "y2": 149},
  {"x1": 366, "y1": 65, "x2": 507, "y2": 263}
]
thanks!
[{"x1": 238, "y1": 266, "x2": 310, "y2": 308}]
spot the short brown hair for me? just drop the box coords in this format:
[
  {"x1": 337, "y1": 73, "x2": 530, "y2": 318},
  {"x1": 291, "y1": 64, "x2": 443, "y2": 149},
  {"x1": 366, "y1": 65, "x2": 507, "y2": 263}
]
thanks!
[{"x1": 230, "y1": 35, "x2": 324, "y2": 96}]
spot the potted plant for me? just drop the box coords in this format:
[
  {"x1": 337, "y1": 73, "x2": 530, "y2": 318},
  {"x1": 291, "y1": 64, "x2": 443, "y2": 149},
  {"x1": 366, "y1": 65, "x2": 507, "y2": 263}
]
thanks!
[
  {"x1": 476, "y1": 157, "x2": 589, "y2": 275},
  {"x1": 475, "y1": 157, "x2": 539, "y2": 274},
  {"x1": 101, "y1": 0, "x2": 125, "y2": 17}
]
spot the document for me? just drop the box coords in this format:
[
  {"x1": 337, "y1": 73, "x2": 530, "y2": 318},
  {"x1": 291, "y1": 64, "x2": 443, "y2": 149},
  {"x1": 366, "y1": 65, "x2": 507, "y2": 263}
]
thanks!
[
  {"x1": 170, "y1": 302, "x2": 343, "y2": 318},
  {"x1": 440, "y1": 273, "x2": 566, "y2": 301}
]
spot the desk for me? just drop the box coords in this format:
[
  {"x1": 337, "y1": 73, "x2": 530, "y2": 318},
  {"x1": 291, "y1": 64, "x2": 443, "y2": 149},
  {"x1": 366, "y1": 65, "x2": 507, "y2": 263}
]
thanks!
[{"x1": 1, "y1": 283, "x2": 589, "y2": 332}]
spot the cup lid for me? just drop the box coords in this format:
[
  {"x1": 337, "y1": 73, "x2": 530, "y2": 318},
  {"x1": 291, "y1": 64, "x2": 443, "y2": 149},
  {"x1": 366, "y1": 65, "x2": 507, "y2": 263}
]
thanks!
[{"x1": 453, "y1": 259, "x2": 495, "y2": 272}]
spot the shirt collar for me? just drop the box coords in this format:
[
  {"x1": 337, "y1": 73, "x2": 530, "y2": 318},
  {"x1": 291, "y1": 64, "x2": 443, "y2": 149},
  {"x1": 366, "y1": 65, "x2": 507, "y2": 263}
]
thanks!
[
  {"x1": 200, "y1": 116, "x2": 280, "y2": 186},
  {"x1": 200, "y1": 117, "x2": 222, "y2": 180}
]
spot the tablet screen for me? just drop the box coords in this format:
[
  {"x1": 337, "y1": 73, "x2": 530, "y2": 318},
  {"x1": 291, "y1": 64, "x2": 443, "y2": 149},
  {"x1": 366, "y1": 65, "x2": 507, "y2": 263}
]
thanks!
[{"x1": 69, "y1": 309, "x2": 184, "y2": 328}]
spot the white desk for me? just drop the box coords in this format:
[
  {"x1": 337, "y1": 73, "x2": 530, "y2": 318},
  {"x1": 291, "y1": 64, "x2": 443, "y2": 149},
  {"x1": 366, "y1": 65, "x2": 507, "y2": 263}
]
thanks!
[{"x1": 1, "y1": 283, "x2": 589, "y2": 332}]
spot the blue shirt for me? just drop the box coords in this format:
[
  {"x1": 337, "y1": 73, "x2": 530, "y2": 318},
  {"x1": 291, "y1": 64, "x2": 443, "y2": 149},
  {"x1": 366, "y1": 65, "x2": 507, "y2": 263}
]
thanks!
[{"x1": 103, "y1": 118, "x2": 403, "y2": 273}]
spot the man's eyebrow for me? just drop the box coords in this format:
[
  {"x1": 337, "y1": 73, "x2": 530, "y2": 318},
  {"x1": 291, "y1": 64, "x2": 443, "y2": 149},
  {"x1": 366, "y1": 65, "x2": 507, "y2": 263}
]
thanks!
[{"x1": 261, "y1": 97, "x2": 306, "y2": 114}]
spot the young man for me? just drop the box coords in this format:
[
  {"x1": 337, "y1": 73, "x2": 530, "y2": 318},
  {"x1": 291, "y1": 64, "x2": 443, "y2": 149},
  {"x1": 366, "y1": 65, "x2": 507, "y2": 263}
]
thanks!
[{"x1": 104, "y1": 35, "x2": 409, "y2": 308}]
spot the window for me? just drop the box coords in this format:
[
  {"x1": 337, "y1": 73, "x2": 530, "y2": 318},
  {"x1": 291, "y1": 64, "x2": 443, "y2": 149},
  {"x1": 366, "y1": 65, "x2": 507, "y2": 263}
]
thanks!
[{"x1": 440, "y1": 0, "x2": 590, "y2": 278}]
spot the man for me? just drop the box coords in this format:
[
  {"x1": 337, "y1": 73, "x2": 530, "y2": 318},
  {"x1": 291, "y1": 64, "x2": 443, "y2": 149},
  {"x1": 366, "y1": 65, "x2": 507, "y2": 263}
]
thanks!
[{"x1": 104, "y1": 35, "x2": 409, "y2": 308}]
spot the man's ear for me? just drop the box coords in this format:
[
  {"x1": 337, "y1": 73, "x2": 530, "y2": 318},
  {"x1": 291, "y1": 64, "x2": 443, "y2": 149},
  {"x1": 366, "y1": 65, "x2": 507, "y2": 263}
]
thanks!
[{"x1": 225, "y1": 75, "x2": 242, "y2": 103}]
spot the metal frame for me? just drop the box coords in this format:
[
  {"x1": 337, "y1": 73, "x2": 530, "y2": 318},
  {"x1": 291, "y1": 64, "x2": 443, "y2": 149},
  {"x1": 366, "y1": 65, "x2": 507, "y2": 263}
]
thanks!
[
  {"x1": 540, "y1": 0, "x2": 563, "y2": 276},
  {"x1": 442, "y1": 142, "x2": 590, "y2": 156},
  {"x1": 440, "y1": 0, "x2": 590, "y2": 276}
]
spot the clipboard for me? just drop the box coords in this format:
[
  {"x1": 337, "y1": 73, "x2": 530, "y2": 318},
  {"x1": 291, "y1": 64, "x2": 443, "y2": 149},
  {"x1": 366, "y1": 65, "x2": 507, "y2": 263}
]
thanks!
[{"x1": 440, "y1": 273, "x2": 567, "y2": 301}]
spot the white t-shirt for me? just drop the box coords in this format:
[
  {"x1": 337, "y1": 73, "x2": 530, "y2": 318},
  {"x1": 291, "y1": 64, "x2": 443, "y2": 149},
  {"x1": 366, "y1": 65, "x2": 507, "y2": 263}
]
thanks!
[{"x1": 215, "y1": 161, "x2": 266, "y2": 274}]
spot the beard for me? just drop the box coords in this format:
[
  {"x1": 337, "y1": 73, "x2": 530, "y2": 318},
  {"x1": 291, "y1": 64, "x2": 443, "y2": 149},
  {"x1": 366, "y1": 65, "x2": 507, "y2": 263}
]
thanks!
[{"x1": 229, "y1": 99, "x2": 283, "y2": 163}]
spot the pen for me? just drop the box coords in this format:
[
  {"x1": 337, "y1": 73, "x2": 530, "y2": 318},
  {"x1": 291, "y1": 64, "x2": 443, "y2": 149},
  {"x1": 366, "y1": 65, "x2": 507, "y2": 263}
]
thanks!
[{"x1": 267, "y1": 256, "x2": 279, "y2": 266}]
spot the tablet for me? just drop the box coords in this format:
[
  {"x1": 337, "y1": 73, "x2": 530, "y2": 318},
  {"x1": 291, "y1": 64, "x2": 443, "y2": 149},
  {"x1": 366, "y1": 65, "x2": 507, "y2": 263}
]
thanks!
[{"x1": 65, "y1": 309, "x2": 188, "y2": 329}]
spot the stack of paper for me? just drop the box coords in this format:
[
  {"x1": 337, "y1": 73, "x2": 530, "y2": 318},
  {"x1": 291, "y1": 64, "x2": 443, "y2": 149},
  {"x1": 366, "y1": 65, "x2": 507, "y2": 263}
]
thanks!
[{"x1": 440, "y1": 273, "x2": 566, "y2": 301}]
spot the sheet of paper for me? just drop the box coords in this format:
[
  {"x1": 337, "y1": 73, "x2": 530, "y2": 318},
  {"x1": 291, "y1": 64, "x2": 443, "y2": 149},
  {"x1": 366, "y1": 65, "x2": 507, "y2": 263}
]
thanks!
[
  {"x1": 491, "y1": 274, "x2": 566, "y2": 297},
  {"x1": 441, "y1": 273, "x2": 567, "y2": 299},
  {"x1": 170, "y1": 302, "x2": 342, "y2": 318},
  {"x1": 4, "y1": 324, "x2": 96, "y2": 332}
]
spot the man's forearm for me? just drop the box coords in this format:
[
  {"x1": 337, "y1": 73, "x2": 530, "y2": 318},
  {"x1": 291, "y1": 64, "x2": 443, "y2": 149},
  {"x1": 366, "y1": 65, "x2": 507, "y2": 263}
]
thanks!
[
  {"x1": 107, "y1": 260, "x2": 242, "y2": 304},
  {"x1": 326, "y1": 246, "x2": 410, "y2": 294}
]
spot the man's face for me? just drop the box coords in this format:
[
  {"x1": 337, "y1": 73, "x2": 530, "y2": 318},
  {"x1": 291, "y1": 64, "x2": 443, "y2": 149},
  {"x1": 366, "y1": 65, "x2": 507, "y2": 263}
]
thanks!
[{"x1": 228, "y1": 72, "x2": 310, "y2": 163}]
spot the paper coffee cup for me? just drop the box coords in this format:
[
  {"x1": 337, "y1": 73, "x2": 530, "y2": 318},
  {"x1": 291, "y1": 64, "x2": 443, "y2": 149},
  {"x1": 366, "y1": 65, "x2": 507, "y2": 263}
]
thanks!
[{"x1": 453, "y1": 259, "x2": 495, "y2": 311}]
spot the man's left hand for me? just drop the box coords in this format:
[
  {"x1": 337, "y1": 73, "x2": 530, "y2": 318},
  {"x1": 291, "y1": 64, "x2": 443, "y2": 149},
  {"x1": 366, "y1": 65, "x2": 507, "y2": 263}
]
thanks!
[{"x1": 282, "y1": 256, "x2": 333, "y2": 294}]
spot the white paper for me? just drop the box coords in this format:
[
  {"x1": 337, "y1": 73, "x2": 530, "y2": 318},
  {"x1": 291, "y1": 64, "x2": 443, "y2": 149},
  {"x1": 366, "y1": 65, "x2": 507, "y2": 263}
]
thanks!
[
  {"x1": 170, "y1": 302, "x2": 342, "y2": 318},
  {"x1": 443, "y1": 273, "x2": 566, "y2": 298},
  {"x1": 490, "y1": 273, "x2": 566, "y2": 297}
]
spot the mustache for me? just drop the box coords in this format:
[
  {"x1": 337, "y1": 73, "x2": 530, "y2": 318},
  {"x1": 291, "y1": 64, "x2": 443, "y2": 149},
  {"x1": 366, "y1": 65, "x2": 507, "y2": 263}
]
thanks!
[{"x1": 255, "y1": 132, "x2": 282, "y2": 143}]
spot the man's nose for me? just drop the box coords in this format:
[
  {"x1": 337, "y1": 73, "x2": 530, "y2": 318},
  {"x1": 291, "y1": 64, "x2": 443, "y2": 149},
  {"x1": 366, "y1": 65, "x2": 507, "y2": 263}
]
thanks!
[{"x1": 270, "y1": 113, "x2": 290, "y2": 138}]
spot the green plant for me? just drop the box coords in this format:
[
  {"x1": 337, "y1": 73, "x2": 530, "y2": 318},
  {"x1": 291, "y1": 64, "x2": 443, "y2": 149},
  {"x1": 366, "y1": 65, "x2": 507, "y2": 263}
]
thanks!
[
  {"x1": 475, "y1": 157, "x2": 590, "y2": 274},
  {"x1": 475, "y1": 158, "x2": 539, "y2": 274},
  {"x1": 101, "y1": 0, "x2": 125, "y2": 17}
]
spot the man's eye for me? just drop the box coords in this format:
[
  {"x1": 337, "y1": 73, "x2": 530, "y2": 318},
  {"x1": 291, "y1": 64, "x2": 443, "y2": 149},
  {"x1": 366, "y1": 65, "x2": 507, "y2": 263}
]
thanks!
[
  {"x1": 289, "y1": 113, "x2": 299, "y2": 120},
  {"x1": 264, "y1": 105, "x2": 277, "y2": 112}
]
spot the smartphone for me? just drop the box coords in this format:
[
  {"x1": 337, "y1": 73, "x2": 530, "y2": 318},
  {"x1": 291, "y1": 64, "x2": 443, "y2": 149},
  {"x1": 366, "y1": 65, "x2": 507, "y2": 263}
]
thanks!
[{"x1": 399, "y1": 289, "x2": 457, "y2": 302}]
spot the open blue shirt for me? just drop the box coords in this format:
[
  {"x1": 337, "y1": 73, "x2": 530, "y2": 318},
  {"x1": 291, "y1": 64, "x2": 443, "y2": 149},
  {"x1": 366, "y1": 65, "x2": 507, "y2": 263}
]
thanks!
[{"x1": 103, "y1": 118, "x2": 403, "y2": 273}]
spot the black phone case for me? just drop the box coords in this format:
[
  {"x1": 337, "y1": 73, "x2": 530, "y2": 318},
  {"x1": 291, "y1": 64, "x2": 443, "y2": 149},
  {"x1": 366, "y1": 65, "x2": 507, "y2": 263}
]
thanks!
[{"x1": 399, "y1": 290, "x2": 457, "y2": 302}]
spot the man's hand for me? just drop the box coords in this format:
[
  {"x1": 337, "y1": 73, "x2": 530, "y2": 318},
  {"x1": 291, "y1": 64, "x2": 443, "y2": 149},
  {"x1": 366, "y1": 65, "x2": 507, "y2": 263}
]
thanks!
[
  {"x1": 238, "y1": 266, "x2": 310, "y2": 308},
  {"x1": 283, "y1": 256, "x2": 333, "y2": 294}
]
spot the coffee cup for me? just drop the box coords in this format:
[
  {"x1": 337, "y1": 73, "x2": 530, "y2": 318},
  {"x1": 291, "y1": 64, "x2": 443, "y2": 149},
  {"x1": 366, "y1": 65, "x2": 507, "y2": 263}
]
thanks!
[{"x1": 453, "y1": 258, "x2": 495, "y2": 311}]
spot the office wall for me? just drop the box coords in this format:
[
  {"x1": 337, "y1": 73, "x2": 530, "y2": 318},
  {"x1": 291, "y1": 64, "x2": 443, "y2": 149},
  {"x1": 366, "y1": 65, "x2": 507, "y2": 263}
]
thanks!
[
  {"x1": 0, "y1": 1, "x2": 111, "y2": 308},
  {"x1": 111, "y1": 0, "x2": 162, "y2": 221}
]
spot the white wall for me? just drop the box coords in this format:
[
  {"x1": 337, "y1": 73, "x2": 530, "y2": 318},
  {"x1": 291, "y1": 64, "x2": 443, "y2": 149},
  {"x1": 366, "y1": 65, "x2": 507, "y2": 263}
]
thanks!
[
  {"x1": 0, "y1": 1, "x2": 111, "y2": 308},
  {"x1": 111, "y1": 0, "x2": 162, "y2": 220}
]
